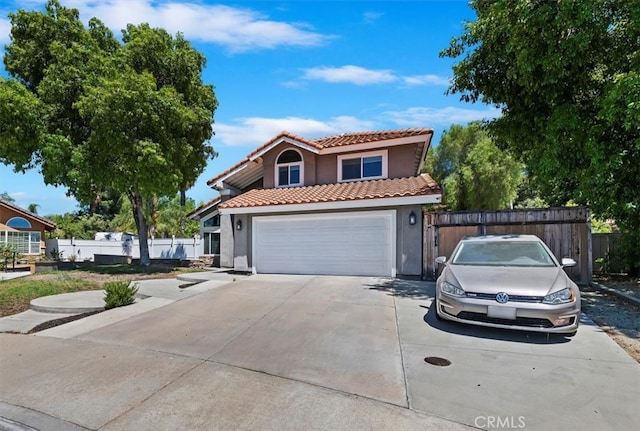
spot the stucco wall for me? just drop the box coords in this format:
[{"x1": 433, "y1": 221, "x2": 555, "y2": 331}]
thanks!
[
  {"x1": 233, "y1": 213, "x2": 251, "y2": 271},
  {"x1": 261, "y1": 143, "x2": 317, "y2": 189},
  {"x1": 315, "y1": 145, "x2": 418, "y2": 185},
  {"x1": 219, "y1": 213, "x2": 234, "y2": 268},
  {"x1": 396, "y1": 205, "x2": 423, "y2": 276}
]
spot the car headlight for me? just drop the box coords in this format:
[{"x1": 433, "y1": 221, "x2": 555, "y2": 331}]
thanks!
[
  {"x1": 543, "y1": 287, "x2": 575, "y2": 304},
  {"x1": 441, "y1": 281, "x2": 466, "y2": 297}
]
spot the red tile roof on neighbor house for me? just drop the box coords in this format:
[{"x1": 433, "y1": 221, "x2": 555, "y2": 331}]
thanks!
[
  {"x1": 207, "y1": 128, "x2": 433, "y2": 186},
  {"x1": 219, "y1": 174, "x2": 441, "y2": 209}
]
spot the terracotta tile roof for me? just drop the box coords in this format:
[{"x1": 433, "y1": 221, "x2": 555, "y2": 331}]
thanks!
[
  {"x1": 207, "y1": 132, "x2": 320, "y2": 186},
  {"x1": 207, "y1": 128, "x2": 433, "y2": 186},
  {"x1": 313, "y1": 128, "x2": 433, "y2": 149},
  {"x1": 219, "y1": 174, "x2": 441, "y2": 209}
]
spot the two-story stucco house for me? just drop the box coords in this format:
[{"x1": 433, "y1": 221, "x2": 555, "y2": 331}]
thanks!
[{"x1": 188, "y1": 128, "x2": 442, "y2": 277}]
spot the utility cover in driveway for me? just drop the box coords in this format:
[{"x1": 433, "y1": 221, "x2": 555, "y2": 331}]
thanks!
[{"x1": 253, "y1": 210, "x2": 395, "y2": 276}]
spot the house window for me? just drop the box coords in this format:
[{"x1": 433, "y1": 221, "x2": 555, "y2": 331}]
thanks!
[
  {"x1": 203, "y1": 214, "x2": 220, "y2": 228},
  {"x1": 203, "y1": 232, "x2": 220, "y2": 255},
  {"x1": 6, "y1": 217, "x2": 31, "y2": 229},
  {"x1": 338, "y1": 150, "x2": 388, "y2": 182},
  {"x1": 275, "y1": 149, "x2": 303, "y2": 187}
]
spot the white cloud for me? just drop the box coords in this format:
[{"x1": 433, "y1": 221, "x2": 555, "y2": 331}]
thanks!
[
  {"x1": 300, "y1": 66, "x2": 450, "y2": 88},
  {"x1": 12, "y1": 0, "x2": 330, "y2": 52},
  {"x1": 384, "y1": 106, "x2": 502, "y2": 127},
  {"x1": 0, "y1": 17, "x2": 10, "y2": 45},
  {"x1": 302, "y1": 65, "x2": 397, "y2": 86},
  {"x1": 215, "y1": 115, "x2": 377, "y2": 147},
  {"x1": 363, "y1": 11, "x2": 383, "y2": 24},
  {"x1": 402, "y1": 74, "x2": 451, "y2": 87}
]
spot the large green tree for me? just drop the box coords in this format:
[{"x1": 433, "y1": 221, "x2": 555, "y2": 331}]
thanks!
[
  {"x1": 0, "y1": 0, "x2": 217, "y2": 265},
  {"x1": 442, "y1": 0, "x2": 639, "y2": 274},
  {"x1": 424, "y1": 123, "x2": 523, "y2": 210}
]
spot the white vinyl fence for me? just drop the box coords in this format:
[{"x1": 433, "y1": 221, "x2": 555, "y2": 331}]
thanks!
[{"x1": 46, "y1": 237, "x2": 202, "y2": 261}]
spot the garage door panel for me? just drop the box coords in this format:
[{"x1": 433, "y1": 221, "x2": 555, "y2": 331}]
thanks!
[{"x1": 253, "y1": 211, "x2": 395, "y2": 277}]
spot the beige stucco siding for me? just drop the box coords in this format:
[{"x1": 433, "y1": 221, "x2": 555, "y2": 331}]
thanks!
[{"x1": 261, "y1": 143, "x2": 317, "y2": 188}]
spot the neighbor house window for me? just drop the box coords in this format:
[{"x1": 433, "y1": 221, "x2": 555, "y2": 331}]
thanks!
[
  {"x1": 275, "y1": 149, "x2": 303, "y2": 187},
  {"x1": 338, "y1": 150, "x2": 387, "y2": 182},
  {"x1": 6, "y1": 217, "x2": 31, "y2": 229},
  {"x1": 2, "y1": 230, "x2": 41, "y2": 254}
]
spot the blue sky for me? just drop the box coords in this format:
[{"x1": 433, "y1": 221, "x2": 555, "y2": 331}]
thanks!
[{"x1": 0, "y1": 0, "x2": 498, "y2": 216}]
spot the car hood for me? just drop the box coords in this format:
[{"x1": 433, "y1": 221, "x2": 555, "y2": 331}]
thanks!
[{"x1": 446, "y1": 265, "x2": 566, "y2": 296}]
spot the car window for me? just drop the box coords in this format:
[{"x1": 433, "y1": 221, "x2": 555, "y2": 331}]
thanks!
[{"x1": 451, "y1": 241, "x2": 556, "y2": 267}]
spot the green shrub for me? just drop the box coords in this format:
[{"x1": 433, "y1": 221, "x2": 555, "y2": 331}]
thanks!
[
  {"x1": 50, "y1": 248, "x2": 64, "y2": 261},
  {"x1": 103, "y1": 281, "x2": 138, "y2": 309}
]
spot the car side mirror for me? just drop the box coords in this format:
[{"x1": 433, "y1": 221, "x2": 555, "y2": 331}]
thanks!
[
  {"x1": 561, "y1": 258, "x2": 577, "y2": 267},
  {"x1": 435, "y1": 256, "x2": 447, "y2": 265}
]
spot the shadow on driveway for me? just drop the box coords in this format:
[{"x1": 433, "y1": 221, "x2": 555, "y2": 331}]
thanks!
[
  {"x1": 365, "y1": 278, "x2": 435, "y2": 300},
  {"x1": 420, "y1": 300, "x2": 577, "y2": 345}
]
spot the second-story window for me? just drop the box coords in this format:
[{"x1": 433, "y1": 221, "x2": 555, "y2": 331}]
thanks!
[
  {"x1": 338, "y1": 150, "x2": 388, "y2": 182},
  {"x1": 276, "y1": 149, "x2": 303, "y2": 187}
]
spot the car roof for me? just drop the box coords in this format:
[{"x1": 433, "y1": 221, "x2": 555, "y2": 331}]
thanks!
[{"x1": 460, "y1": 234, "x2": 542, "y2": 242}]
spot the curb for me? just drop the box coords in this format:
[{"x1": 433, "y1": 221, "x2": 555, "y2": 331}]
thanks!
[{"x1": 590, "y1": 282, "x2": 640, "y2": 307}]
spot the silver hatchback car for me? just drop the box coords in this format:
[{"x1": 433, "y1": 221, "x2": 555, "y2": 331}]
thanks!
[{"x1": 434, "y1": 235, "x2": 581, "y2": 335}]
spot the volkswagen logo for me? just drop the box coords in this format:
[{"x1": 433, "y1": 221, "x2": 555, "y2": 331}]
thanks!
[{"x1": 496, "y1": 292, "x2": 509, "y2": 304}]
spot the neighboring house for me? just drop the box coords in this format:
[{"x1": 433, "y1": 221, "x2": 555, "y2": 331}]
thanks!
[
  {"x1": 188, "y1": 128, "x2": 442, "y2": 277},
  {"x1": 0, "y1": 199, "x2": 56, "y2": 256}
]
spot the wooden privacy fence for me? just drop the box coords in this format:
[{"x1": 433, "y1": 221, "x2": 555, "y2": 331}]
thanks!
[
  {"x1": 591, "y1": 233, "x2": 624, "y2": 273},
  {"x1": 423, "y1": 207, "x2": 591, "y2": 284}
]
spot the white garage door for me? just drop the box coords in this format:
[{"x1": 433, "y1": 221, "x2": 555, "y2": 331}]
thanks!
[{"x1": 252, "y1": 210, "x2": 396, "y2": 277}]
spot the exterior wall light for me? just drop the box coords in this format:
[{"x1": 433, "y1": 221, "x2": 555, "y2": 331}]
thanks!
[
  {"x1": 409, "y1": 211, "x2": 417, "y2": 226},
  {"x1": 236, "y1": 219, "x2": 243, "y2": 231}
]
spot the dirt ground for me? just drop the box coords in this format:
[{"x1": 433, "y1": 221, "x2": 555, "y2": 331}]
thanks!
[
  {"x1": 581, "y1": 276, "x2": 640, "y2": 363},
  {"x1": 29, "y1": 268, "x2": 188, "y2": 285}
]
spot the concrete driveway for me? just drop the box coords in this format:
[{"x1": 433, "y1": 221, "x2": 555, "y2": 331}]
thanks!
[{"x1": 1, "y1": 275, "x2": 639, "y2": 430}]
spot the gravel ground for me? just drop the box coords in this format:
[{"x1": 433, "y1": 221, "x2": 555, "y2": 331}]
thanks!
[{"x1": 580, "y1": 279, "x2": 640, "y2": 363}]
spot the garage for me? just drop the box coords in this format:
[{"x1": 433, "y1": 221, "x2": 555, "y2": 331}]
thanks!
[{"x1": 252, "y1": 210, "x2": 396, "y2": 277}]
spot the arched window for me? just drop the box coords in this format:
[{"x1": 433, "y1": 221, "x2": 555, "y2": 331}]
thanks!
[
  {"x1": 275, "y1": 149, "x2": 303, "y2": 187},
  {"x1": 6, "y1": 217, "x2": 31, "y2": 229}
]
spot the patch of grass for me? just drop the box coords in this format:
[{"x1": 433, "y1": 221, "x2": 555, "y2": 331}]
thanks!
[
  {"x1": 0, "y1": 264, "x2": 206, "y2": 317},
  {"x1": 0, "y1": 275, "x2": 99, "y2": 317}
]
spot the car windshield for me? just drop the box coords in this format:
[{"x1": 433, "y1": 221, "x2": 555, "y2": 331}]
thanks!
[{"x1": 451, "y1": 240, "x2": 556, "y2": 267}]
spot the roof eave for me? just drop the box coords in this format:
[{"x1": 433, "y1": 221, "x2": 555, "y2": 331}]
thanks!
[
  {"x1": 416, "y1": 130, "x2": 434, "y2": 174},
  {"x1": 219, "y1": 193, "x2": 442, "y2": 215}
]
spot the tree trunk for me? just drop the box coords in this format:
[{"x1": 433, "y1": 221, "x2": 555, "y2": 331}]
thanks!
[
  {"x1": 180, "y1": 188, "x2": 186, "y2": 207},
  {"x1": 129, "y1": 189, "x2": 151, "y2": 266}
]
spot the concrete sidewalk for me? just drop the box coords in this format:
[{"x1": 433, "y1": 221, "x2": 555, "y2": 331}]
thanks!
[
  {"x1": 0, "y1": 271, "x2": 31, "y2": 281},
  {"x1": 0, "y1": 271, "x2": 245, "y2": 334}
]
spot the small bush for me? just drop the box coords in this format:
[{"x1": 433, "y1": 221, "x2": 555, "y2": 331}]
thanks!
[
  {"x1": 103, "y1": 281, "x2": 138, "y2": 310},
  {"x1": 50, "y1": 248, "x2": 64, "y2": 261}
]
